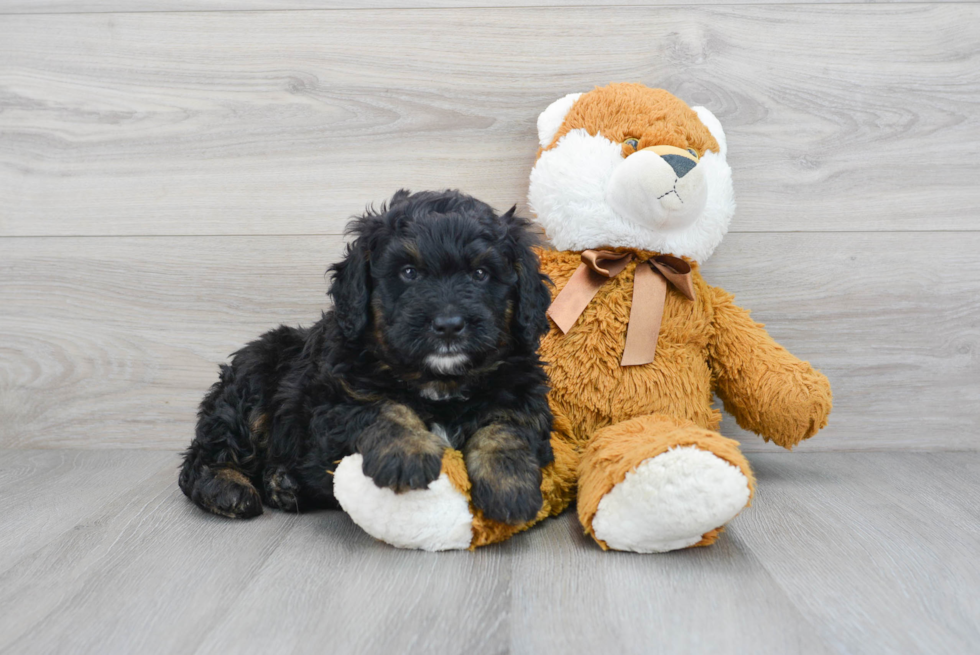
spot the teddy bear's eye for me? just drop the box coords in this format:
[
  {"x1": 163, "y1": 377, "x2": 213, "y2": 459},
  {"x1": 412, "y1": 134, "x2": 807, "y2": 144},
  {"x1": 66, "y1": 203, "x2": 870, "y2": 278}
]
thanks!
[
  {"x1": 687, "y1": 148, "x2": 699, "y2": 158},
  {"x1": 624, "y1": 138, "x2": 640, "y2": 150}
]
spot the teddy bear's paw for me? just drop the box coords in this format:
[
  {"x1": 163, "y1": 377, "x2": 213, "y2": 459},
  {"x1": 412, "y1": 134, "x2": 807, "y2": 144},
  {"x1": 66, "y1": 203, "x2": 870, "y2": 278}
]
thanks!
[
  {"x1": 333, "y1": 454, "x2": 473, "y2": 551},
  {"x1": 591, "y1": 446, "x2": 750, "y2": 553}
]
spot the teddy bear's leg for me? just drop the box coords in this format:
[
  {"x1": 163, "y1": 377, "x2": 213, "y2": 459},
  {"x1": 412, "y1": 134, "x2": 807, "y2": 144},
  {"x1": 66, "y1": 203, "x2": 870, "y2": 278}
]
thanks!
[
  {"x1": 334, "y1": 421, "x2": 580, "y2": 550},
  {"x1": 577, "y1": 414, "x2": 755, "y2": 553},
  {"x1": 333, "y1": 449, "x2": 475, "y2": 551}
]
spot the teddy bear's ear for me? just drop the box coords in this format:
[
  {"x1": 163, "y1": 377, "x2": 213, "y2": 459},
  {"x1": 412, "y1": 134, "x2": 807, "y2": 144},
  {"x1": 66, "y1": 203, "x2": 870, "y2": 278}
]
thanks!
[
  {"x1": 690, "y1": 106, "x2": 727, "y2": 159},
  {"x1": 537, "y1": 93, "x2": 583, "y2": 149}
]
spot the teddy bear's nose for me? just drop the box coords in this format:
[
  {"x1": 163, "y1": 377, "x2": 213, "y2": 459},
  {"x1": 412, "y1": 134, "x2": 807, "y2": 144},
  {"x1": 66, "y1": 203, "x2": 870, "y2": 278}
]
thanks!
[{"x1": 661, "y1": 154, "x2": 697, "y2": 179}]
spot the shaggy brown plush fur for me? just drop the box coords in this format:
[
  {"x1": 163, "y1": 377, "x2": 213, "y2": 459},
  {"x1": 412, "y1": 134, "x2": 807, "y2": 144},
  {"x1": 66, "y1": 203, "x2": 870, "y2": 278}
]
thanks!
[
  {"x1": 540, "y1": 82, "x2": 721, "y2": 159},
  {"x1": 460, "y1": 247, "x2": 830, "y2": 547}
]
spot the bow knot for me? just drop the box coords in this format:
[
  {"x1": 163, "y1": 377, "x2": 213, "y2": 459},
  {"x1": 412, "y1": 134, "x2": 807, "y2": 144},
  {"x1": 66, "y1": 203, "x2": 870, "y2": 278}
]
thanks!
[{"x1": 547, "y1": 249, "x2": 696, "y2": 366}]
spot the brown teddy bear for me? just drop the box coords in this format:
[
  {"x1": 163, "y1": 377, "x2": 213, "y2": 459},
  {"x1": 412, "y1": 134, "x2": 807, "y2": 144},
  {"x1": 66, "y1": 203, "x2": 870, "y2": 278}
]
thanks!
[{"x1": 334, "y1": 83, "x2": 832, "y2": 552}]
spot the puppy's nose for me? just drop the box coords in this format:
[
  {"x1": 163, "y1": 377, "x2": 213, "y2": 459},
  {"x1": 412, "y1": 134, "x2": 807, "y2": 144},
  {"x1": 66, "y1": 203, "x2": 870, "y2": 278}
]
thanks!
[{"x1": 432, "y1": 315, "x2": 466, "y2": 336}]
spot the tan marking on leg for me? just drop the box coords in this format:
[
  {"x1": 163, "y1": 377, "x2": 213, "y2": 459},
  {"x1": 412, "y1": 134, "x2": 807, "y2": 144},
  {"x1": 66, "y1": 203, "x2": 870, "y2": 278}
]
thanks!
[
  {"x1": 215, "y1": 467, "x2": 252, "y2": 487},
  {"x1": 338, "y1": 377, "x2": 383, "y2": 403},
  {"x1": 380, "y1": 403, "x2": 428, "y2": 432},
  {"x1": 374, "y1": 403, "x2": 445, "y2": 460},
  {"x1": 464, "y1": 424, "x2": 526, "y2": 480},
  {"x1": 464, "y1": 424, "x2": 542, "y2": 525},
  {"x1": 248, "y1": 411, "x2": 270, "y2": 451}
]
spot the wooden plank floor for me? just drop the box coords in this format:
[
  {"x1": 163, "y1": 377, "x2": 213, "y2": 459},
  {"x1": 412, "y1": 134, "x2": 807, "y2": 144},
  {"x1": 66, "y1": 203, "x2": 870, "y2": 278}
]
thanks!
[{"x1": 0, "y1": 449, "x2": 976, "y2": 655}]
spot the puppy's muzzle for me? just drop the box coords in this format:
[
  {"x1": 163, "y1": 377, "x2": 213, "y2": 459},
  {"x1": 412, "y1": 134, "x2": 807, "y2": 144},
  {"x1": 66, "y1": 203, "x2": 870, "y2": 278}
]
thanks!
[{"x1": 604, "y1": 145, "x2": 708, "y2": 231}]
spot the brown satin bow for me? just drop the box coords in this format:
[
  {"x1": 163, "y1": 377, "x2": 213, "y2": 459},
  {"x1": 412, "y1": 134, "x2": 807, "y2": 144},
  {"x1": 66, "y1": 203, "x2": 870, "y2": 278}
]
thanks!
[{"x1": 547, "y1": 249, "x2": 696, "y2": 366}]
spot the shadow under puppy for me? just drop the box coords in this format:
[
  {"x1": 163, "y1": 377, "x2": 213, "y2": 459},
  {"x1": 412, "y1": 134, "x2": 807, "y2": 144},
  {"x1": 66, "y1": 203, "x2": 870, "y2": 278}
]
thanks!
[{"x1": 180, "y1": 190, "x2": 554, "y2": 526}]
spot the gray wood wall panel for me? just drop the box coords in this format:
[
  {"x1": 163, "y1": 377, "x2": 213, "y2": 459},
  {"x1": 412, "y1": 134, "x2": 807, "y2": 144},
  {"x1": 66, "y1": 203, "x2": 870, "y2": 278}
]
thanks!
[
  {"x1": 2, "y1": 232, "x2": 976, "y2": 451},
  {"x1": 1, "y1": 6, "x2": 978, "y2": 236},
  {"x1": 0, "y1": 0, "x2": 963, "y2": 14}
]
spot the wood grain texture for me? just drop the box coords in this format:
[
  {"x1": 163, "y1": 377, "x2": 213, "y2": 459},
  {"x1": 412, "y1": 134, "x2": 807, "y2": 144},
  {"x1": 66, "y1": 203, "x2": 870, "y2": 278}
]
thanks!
[
  {"x1": 737, "y1": 452, "x2": 980, "y2": 655},
  {"x1": 509, "y1": 509, "x2": 834, "y2": 655},
  {"x1": 193, "y1": 512, "x2": 510, "y2": 655},
  {"x1": 0, "y1": 450, "x2": 977, "y2": 654},
  {"x1": 0, "y1": 450, "x2": 175, "y2": 573},
  {"x1": 704, "y1": 232, "x2": 980, "y2": 451},
  {"x1": 0, "y1": 455, "x2": 301, "y2": 654},
  {"x1": 1, "y1": 5, "x2": 978, "y2": 236},
  {"x1": 0, "y1": 0, "x2": 962, "y2": 15},
  {"x1": 1, "y1": 232, "x2": 977, "y2": 451},
  {"x1": 0, "y1": 235, "x2": 346, "y2": 449}
]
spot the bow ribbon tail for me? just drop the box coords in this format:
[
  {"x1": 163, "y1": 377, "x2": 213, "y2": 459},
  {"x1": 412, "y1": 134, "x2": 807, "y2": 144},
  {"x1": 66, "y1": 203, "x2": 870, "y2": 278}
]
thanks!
[
  {"x1": 620, "y1": 262, "x2": 668, "y2": 366},
  {"x1": 547, "y1": 250, "x2": 695, "y2": 367},
  {"x1": 546, "y1": 263, "x2": 607, "y2": 334},
  {"x1": 547, "y1": 250, "x2": 634, "y2": 334}
]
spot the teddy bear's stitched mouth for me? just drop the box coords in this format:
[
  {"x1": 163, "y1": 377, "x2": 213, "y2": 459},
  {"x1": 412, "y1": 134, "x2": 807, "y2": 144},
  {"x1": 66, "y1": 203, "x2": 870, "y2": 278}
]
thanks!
[{"x1": 656, "y1": 184, "x2": 683, "y2": 203}]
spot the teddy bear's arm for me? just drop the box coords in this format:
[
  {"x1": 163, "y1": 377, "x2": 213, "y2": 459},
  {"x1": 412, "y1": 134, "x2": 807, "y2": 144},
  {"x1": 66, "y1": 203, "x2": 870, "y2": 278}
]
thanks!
[{"x1": 706, "y1": 285, "x2": 832, "y2": 449}]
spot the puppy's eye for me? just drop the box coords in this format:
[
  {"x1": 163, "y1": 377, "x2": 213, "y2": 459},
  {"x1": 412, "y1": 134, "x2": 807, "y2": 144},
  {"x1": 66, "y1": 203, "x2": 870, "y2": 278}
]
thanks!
[
  {"x1": 624, "y1": 138, "x2": 640, "y2": 150},
  {"x1": 472, "y1": 268, "x2": 489, "y2": 282},
  {"x1": 399, "y1": 265, "x2": 419, "y2": 282}
]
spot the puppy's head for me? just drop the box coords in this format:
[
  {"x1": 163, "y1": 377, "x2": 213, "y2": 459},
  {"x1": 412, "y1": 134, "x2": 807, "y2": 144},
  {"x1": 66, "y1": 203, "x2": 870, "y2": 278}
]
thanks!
[{"x1": 329, "y1": 190, "x2": 551, "y2": 380}]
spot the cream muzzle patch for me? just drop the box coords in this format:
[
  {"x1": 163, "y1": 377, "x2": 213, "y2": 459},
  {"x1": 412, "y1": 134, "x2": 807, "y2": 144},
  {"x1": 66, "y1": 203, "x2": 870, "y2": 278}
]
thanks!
[{"x1": 605, "y1": 146, "x2": 708, "y2": 232}]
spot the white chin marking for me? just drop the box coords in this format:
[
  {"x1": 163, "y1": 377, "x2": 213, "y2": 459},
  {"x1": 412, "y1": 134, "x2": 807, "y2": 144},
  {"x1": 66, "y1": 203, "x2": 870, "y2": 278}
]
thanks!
[
  {"x1": 591, "y1": 446, "x2": 751, "y2": 553},
  {"x1": 425, "y1": 353, "x2": 469, "y2": 374}
]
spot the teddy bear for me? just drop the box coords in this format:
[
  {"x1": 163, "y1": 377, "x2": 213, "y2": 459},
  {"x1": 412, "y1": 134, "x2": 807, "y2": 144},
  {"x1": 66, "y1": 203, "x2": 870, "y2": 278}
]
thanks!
[{"x1": 333, "y1": 83, "x2": 832, "y2": 552}]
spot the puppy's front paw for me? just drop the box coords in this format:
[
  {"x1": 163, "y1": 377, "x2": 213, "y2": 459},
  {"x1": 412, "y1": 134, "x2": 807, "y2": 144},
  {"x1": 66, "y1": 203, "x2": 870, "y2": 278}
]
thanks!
[
  {"x1": 359, "y1": 403, "x2": 446, "y2": 493},
  {"x1": 361, "y1": 442, "x2": 444, "y2": 493},
  {"x1": 465, "y1": 425, "x2": 543, "y2": 525},
  {"x1": 471, "y1": 470, "x2": 543, "y2": 525}
]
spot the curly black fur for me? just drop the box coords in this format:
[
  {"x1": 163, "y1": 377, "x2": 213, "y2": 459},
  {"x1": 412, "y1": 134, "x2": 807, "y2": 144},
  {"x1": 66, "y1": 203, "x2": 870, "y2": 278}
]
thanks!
[{"x1": 180, "y1": 190, "x2": 554, "y2": 525}]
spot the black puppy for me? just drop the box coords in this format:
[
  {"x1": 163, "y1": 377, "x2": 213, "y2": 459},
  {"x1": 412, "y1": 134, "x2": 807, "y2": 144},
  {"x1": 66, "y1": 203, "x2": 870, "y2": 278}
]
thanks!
[{"x1": 179, "y1": 190, "x2": 554, "y2": 525}]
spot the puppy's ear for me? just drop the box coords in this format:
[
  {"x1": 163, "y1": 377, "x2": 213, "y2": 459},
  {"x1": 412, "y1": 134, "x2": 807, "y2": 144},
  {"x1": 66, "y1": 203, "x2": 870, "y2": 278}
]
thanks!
[
  {"x1": 328, "y1": 217, "x2": 377, "y2": 342},
  {"x1": 503, "y1": 207, "x2": 553, "y2": 352}
]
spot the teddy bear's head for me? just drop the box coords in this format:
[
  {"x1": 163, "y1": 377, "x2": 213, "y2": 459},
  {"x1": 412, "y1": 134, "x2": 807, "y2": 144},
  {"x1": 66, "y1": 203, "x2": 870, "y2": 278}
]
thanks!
[{"x1": 528, "y1": 83, "x2": 735, "y2": 262}]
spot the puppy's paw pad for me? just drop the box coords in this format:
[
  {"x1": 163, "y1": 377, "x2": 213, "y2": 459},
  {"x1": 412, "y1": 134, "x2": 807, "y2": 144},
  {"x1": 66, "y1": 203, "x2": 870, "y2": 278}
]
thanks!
[
  {"x1": 592, "y1": 446, "x2": 750, "y2": 553},
  {"x1": 334, "y1": 454, "x2": 473, "y2": 551}
]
